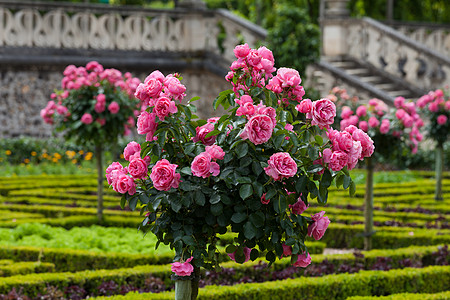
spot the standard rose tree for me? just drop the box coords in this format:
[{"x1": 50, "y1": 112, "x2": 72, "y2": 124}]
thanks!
[
  {"x1": 107, "y1": 44, "x2": 374, "y2": 299},
  {"x1": 334, "y1": 94, "x2": 423, "y2": 250},
  {"x1": 416, "y1": 89, "x2": 450, "y2": 201},
  {"x1": 41, "y1": 61, "x2": 142, "y2": 221}
]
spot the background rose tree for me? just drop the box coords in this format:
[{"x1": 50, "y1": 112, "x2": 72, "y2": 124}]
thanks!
[
  {"x1": 41, "y1": 61, "x2": 142, "y2": 222},
  {"x1": 107, "y1": 45, "x2": 374, "y2": 299},
  {"x1": 335, "y1": 94, "x2": 423, "y2": 250},
  {"x1": 415, "y1": 88, "x2": 450, "y2": 201}
]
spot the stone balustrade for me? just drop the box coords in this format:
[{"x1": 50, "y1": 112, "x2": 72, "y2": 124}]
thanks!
[
  {"x1": 385, "y1": 21, "x2": 450, "y2": 58},
  {"x1": 343, "y1": 17, "x2": 450, "y2": 91},
  {"x1": 0, "y1": 1, "x2": 266, "y2": 64}
]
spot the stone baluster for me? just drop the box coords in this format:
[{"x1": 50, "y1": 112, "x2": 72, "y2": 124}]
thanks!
[{"x1": 321, "y1": 0, "x2": 350, "y2": 57}]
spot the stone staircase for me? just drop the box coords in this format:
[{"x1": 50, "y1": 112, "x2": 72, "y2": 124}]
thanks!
[{"x1": 313, "y1": 0, "x2": 450, "y2": 103}]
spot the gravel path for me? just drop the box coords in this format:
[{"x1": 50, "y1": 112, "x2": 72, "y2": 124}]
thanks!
[{"x1": 323, "y1": 248, "x2": 356, "y2": 255}]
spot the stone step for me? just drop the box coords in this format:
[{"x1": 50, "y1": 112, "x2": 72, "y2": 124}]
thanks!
[
  {"x1": 388, "y1": 90, "x2": 412, "y2": 97},
  {"x1": 346, "y1": 68, "x2": 371, "y2": 76},
  {"x1": 374, "y1": 83, "x2": 397, "y2": 91},
  {"x1": 329, "y1": 61, "x2": 357, "y2": 69},
  {"x1": 359, "y1": 76, "x2": 383, "y2": 83}
]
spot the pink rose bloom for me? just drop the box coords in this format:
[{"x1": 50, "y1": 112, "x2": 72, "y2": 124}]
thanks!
[
  {"x1": 233, "y1": 43, "x2": 250, "y2": 58},
  {"x1": 402, "y1": 114, "x2": 414, "y2": 128},
  {"x1": 144, "y1": 70, "x2": 165, "y2": 84},
  {"x1": 228, "y1": 247, "x2": 251, "y2": 263},
  {"x1": 137, "y1": 111, "x2": 158, "y2": 141},
  {"x1": 123, "y1": 141, "x2": 141, "y2": 162},
  {"x1": 235, "y1": 95, "x2": 253, "y2": 106},
  {"x1": 240, "y1": 114, "x2": 274, "y2": 145},
  {"x1": 445, "y1": 101, "x2": 450, "y2": 111},
  {"x1": 56, "y1": 105, "x2": 69, "y2": 116},
  {"x1": 164, "y1": 75, "x2": 186, "y2": 100},
  {"x1": 347, "y1": 141, "x2": 362, "y2": 170},
  {"x1": 395, "y1": 109, "x2": 406, "y2": 120},
  {"x1": 368, "y1": 116, "x2": 380, "y2": 128},
  {"x1": 81, "y1": 113, "x2": 93, "y2": 124},
  {"x1": 267, "y1": 77, "x2": 282, "y2": 93},
  {"x1": 293, "y1": 252, "x2": 312, "y2": 268},
  {"x1": 437, "y1": 114, "x2": 448, "y2": 125},
  {"x1": 307, "y1": 98, "x2": 336, "y2": 129},
  {"x1": 341, "y1": 106, "x2": 353, "y2": 119},
  {"x1": 295, "y1": 99, "x2": 312, "y2": 114},
  {"x1": 394, "y1": 96, "x2": 405, "y2": 108},
  {"x1": 329, "y1": 151, "x2": 348, "y2": 171},
  {"x1": 236, "y1": 102, "x2": 256, "y2": 117},
  {"x1": 205, "y1": 145, "x2": 225, "y2": 160},
  {"x1": 289, "y1": 198, "x2": 308, "y2": 215},
  {"x1": 114, "y1": 173, "x2": 136, "y2": 195},
  {"x1": 95, "y1": 101, "x2": 105, "y2": 113},
  {"x1": 193, "y1": 122, "x2": 216, "y2": 146},
  {"x1": 255, "y1": 105, "x2": 277, "y2": 127},
  {"x1": 128, "y1": 158, "x2": 148, "y2": 179},
  {"x1": 350, "y1": 127, "x2": 375, "y2": 158},
  {"x1": 247, "y1": 49, "x2": 262, "y2": 68},
  {"x1": 281, "y1": 243, "x2": 292, "y2": 258},
  {"x1": 380, "y1": 119, "x2": 390, "y2": 134},
  {"x1": 191, "y1": 152, "x2": 220, "y2": 178},
  {"x1": 356, "y1": 105, "x2": 367, "y2": 117},
  {"x1": 150, "y1": 159, "x2": 181, "y2": 191},
  {"x1": 154, "y1": 97, "x2": 177, "y2": 121},
  {"x1": 276, "y1": 68, "x2": 301, "y2": 88},
  {"x1": 96, "y1": 93, "x2": 106, "y2": 103},
  {"x1": 332, "y1": 130, "x2": 353, "y2": 152},
  {"x1": 86, "y1": 61, "x2": 104, "y2": 73},
  {"x1": 322, "y1": 148, "x2": 332, "y2": 164},
  {"x1": 108, "y1": 101, "x2": 120, "y2": 114},
  {"x1": 260, "y1": 193, "x2": 270, "y2": 205},
  {"x1": 307, "y1": 211, "x2": 331, "y2": 240},
  {"x1": 264, "y1": 152, "x2": 297, "y2": 181},
  {"x1": 358, "y1": 121, "x2": 368, "y2": 132},
  {"x1": 144, "y1": 77, "x2": 164, "y2": 99},
  {"x1": 171, "y1": 257, "x2": 194, "y2": 277},
  {"x1": 106, "y1": 162, "x2": 126, "y2": 185},
  {"x1": 429, "y1": 102, "x2": 439, "y2": 113}
]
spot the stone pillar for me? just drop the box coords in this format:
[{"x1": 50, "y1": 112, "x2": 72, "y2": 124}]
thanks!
[
  {"x1": 321, "y1": 0, "x2": 350, "y2": 57},
  {"x1": 177, "y1": 0, "x2": 206, "y2": 9}
]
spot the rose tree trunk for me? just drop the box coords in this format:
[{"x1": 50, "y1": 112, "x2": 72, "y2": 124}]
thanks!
[
  {"x1": 435, "y1": 143, "x2": 443, "y2": 201},
  {"x1": 95, "y1": 144, "x2": 104, "y2": 223},
  {"x1": 364, "y1": 157, "x2": 374, "y2": 250}
]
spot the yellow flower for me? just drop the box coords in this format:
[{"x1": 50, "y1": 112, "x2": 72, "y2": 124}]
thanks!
[
  {"x1": 42, "y1": 153, "x2": 49, "y2": 158},
  {"x1": 53, "y1": 153, "x2": 62, "y2": 159},
  {"x1": 24, "y1": 158, "x2": 30, "y2": 164},
  {"x1": 66, "y1": 150, "x2": 76, "y2": 159},
  {"x1": 72, "y1": 159, "x2": 77, "y2": 164},
  {"x1": 78, "y1": 150, "x2": 84, "y2": 155},
  {"x1": 120, "y1": 154, "x2": 124, "y2": 159},
  {"x1": 84, "y1": 152, "x2": 93, "y2": 161},
  {"x1": 5, "y1": 150, "x2": 11, "y2": 155},
  {"x1": 31, "y1": 151, "x2": 37, "y2": 156},
  {"x1": 52, "y1": 157, "x2": 58, "y2": 163}
]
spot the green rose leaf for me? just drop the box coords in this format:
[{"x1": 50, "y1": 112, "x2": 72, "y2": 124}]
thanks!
[
  {"x1": 249, "y1": 211, "x2": 265, "y2": 228},
  {"x1": 243, "y1": 221, "x2": 257, "y2": 240},
  {"x1": 239, "y1": 184, "x2": 253, "y2": 200},
  {"x1": 231, "y1": 212, "x2": 247, "y2": 224}
]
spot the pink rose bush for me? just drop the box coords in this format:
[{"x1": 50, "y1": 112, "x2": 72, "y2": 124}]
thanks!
[
  {"x1": 108, "y1": 45, "x2": 373, "y2": 275},
  {"x1": 416, "y1": 88, "x2": 450, "y2": 146},
  {"x1": 41, "y1": 61, "x2": 142, "y2": 146},
  {"x1": 334, "y1": 93, "x2": 423, "y2": 158}
]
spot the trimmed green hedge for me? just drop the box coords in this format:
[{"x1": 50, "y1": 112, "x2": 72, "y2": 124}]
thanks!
[
  {"x1": 0, "y1": 264, "x2": 172, "y2": 296},
  {"x1": 90, "y1": 265, "x2": 450, "y2": 300},
  {"x1": 347, "y1": 291, "x2": 450, "y2": 300},
  {"x1": 0, "y1": 261, "x2": 55, "y2": 277},
  {"x1": 0, "y1": 244, "x2": 445, "y2": 294},
  {"x1": 0, "y1": 246, "x2": 174, "y2": 272},
  {"x1": 322, "y1": 223, "x2": 450, "y2": 249}
]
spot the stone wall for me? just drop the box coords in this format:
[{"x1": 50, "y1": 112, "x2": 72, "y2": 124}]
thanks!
[{"x1": 0, "y1": 64, "x2": 229, "y2": 139}]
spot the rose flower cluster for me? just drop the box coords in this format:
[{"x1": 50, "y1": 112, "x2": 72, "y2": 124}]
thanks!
[{"x1": 107, "y1": 44, "x2": 374, "y2": 277}]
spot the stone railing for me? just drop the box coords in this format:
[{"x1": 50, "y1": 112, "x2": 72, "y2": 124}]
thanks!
[
  {"x1": 345, "y1": 17, "x2": 450, "y2": 91},
  {"x1": 0, "y1": 1, "x2": 266, "y2": 65},
  {"x1": 387, "y1": 21, "x2": 450, "y2": 58}
]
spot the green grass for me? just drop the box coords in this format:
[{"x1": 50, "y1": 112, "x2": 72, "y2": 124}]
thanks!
[
  {"x1": 0, "y1": 161, "x2": 97, "y2": 177},
  {"x1": 0, "y1": 223, "x2": 173, "y2": 256}
]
